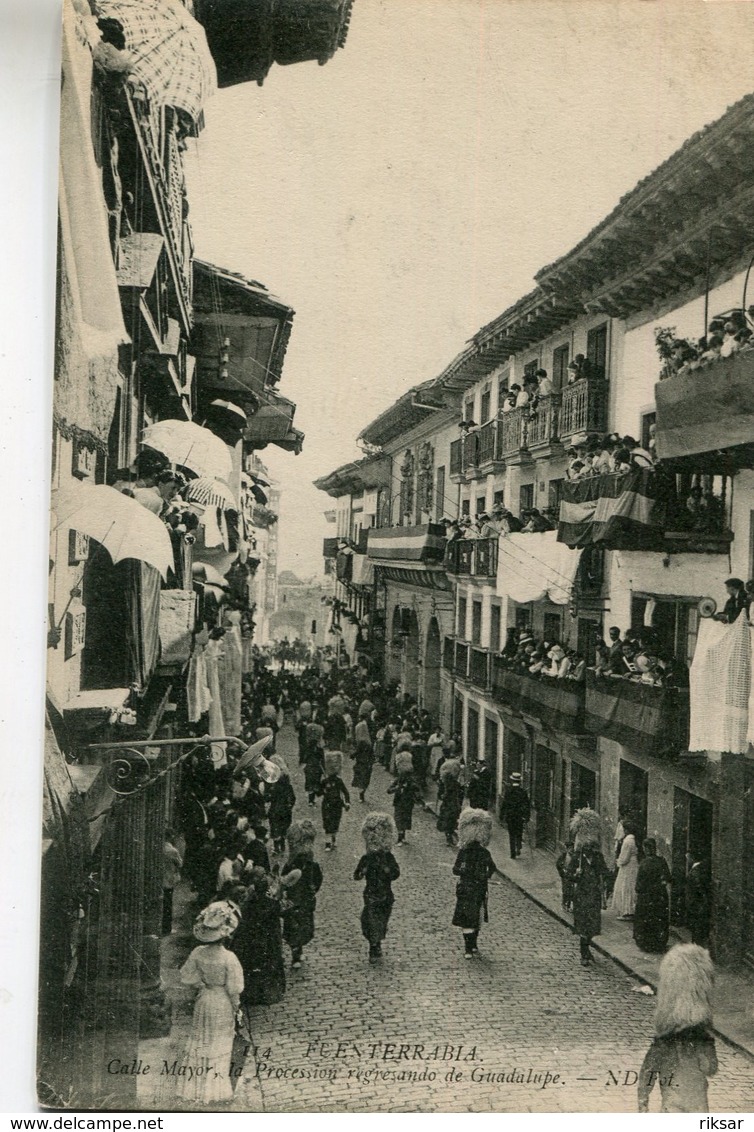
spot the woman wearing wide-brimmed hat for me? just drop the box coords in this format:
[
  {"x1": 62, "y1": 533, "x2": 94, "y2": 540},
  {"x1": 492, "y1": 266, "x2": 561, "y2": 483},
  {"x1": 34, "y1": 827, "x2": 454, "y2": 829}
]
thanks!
[{"x1": 177, "y1": 901, "x2": 244, "y2": 1106}]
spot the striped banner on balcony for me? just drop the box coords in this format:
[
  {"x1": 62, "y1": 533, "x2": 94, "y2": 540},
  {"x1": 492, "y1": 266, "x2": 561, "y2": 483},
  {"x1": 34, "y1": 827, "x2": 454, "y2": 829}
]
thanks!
[{"x1": 557, "y1": 469, "x2": 665, "y2": 550}]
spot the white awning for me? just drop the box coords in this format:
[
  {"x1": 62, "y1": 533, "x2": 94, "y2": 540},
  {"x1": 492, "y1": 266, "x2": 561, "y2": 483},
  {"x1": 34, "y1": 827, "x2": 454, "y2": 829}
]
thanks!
[{"x1": 495, "y1": 531, "x2": 582, "y2": 605}]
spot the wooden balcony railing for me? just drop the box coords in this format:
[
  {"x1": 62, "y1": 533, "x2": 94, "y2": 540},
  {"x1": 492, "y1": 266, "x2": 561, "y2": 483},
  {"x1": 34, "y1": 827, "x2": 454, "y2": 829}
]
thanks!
[
  {"x1": 462, "y1": 431, "x2": 480, "y2": 471},
  {"x1": 446, "y1": 537, "x2": 498, "y2": 577},
  {"x1": 526, "y1": 393, "x2": 560, "y2": 448},
  {"x1": 559, "y1": 378, "x2": 608, "y2": 439},
  {"x1": 443, "y1": 636, "x2": 454, "y2": 671},
  {"x1": 491, "y1": 658, "x2": 586, "y2": 734},
  {"x1": 499, "y1": 408, "x2": 528, "y2": 457},
  {"x1": 469, "y1": 646, "x2": 491, "y2": 689},
  {"x1": 584, "y1": 671, "x2": 689, "y2": 760},
  {"x1": 454, "y1": 641, "x2": 469, "y2": 678},
  {"x1": 477, "y1": 420, "x2": 498, "y2": 464}
]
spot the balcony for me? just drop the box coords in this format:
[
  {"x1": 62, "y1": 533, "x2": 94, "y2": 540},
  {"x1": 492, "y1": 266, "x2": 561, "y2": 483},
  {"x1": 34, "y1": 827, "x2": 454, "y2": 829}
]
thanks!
[
  {"x1": 654, "y1": 347, "x2": 754, "y2": 465},
  {"x1": 526, "y1": 393, "x2": 561, "y2": 451},
  {"x1": 469, "y1": 645, "x2": 492, "y2": 690},
  {"x1": 558, "y1": 469, "x2": 733, "y2": 554},
  {"x1": 499, "y1": 407, "x2": 528, "y2": 459},
  {"x1": 445, "y1": 537, "x2": 498, "y2": 578},
  {"x1": 454, "y1": 641, "x2": 469, "y2": 678},
  {"x1": 367, "y1": 523, "x2": 447, "y2": 564},
  {"x1": 584, "y1": 671, "x2": 689, "y2": 760},
  {"x1": 450, "y1": 427, "x2": 502, "y2": 481},
  {"x1": 559, "y1": 377, "x2": 608, "y2": 440},
  {"x1": 463, "y1": 431, "x2": 480, "y2": 472},
  {"x1": 491, "y1": 658, "x2": 586, "y2": 734}
]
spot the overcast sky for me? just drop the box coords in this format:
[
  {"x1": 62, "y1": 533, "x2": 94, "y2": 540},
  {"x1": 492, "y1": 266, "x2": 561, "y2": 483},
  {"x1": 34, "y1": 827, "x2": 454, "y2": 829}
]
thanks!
[{"x1": 184, "y1": 0, "x2": 754, "y2": 579}]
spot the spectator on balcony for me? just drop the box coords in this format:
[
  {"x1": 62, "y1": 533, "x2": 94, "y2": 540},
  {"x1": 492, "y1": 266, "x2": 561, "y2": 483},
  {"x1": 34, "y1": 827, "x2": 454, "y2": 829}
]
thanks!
[
  {"x1": 477, "y1": 512, "x2": 497, "y2": 539},
  {"x1": 623, "y1": 436, "x2": 654, "y2": 470},
  {"x1": 612, "y1": 446, "x2": 633, "y2": 474},
  {"x1": 535, "y1": 367, "x2": 553, "y2": 396},
  {"x1": 501, "y1": 387, "x2": 518, "y2": 413},
  {"x1": 717, "y1": 577, "x2": 750, "y2": 624},
  {"x1": 567, "y1": 650, "x2": 586, "y2": 682},
  {"x1": 515, "y1": 383, "x2": 531, "y2": 408},
  {"x1": 521, "y1": 507, "x2": 554, "y2": 533},
  {"x1": 501, "y1": 626, "x2": 519, "y2": 660},
  {"x1": 528, "y1": 644, "x2": 547, "y2": 675},
  {"x1": 592, "y1": 435, "x2": 616, "y2": 475},
  {"x1": 493, "y1": 504, "x2": 523, "y2": 533}
]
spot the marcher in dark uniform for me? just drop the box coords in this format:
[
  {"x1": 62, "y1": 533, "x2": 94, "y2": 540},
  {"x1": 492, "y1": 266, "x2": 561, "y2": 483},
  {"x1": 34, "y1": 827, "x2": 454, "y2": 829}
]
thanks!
[
  {"x1": 303, "y1": 722, "x2": 325, "y2": 805},
  {"x1": 351, "y1": 719, "x2": 375, "y2": 803},
  {"x1": 387, "y1": 750, "x2": 424, "y2": 843},
  {"x1": 296, "y1": 701, "x2": 313, "y2": 764},
  {"x1": 231, "y1": 866, "x2": 296, "y2": 1008},
  {"x1": 466, "y1": 758, "x2": 493, "y2": 810},
  {"x1": 638, "y1": 944, "x2": 718, "y2": 1113},
  {"x1": 451, "y1": 809, "x2": 502, "y2": 958},
  {"x1": 436, "y1": 758, "x2": 464, "y2": 846},
  {"x1": 282, "y1": 820, "x2": 323, "y2": 969},
  {"x1": 501, "y1": 772, "x2": 531, "y2": 858},
  {"x1": 266, "y1": 758, "x2": 296, "y2": 855},
  {"x1": 319, "y1": 749, "x2": 350, "y2": 851},
  {"x1": 565, "y1": 807, "x2": 608, "y2": 966},
  {"x1": 354, "y1": 812, "x2": 401, "y2": 962}
]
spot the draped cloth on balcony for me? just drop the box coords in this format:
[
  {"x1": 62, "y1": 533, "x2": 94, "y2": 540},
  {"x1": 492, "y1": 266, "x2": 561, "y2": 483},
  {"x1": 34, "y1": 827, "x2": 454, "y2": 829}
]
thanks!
[
  {"x1": 59, "y1": 0, "x2": 128, "y2": 425},
  {"x1": 496, "y1": 532, "x2": 582, "y2": 605},
  {"x1": 558, "y1": 470, "x2": 666, "y2": 550},
  {"x1": 95, "y1": 0, "x2": 217, "y2": 123},
  {"x1": 689, "y1": 613, "x2": 752, "y2": 755}
]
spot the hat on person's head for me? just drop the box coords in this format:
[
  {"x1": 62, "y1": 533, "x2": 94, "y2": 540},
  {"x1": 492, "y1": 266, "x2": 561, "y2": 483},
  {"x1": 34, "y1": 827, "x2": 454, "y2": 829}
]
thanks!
[
  {"x1": 509, "y1": 772, "x2": 522, "y2": 784},
  {"x1": 725, "y1": 577, "x2": 745, "y2": 589},
  {"x1": 518, "y1": 633, "x2": 534, "y2": 646},
  {"x1": 478, "y1": 512, "x2": 490, "y2": 521},
  {"x1": 622, "y1": 436, "x2": 638, "y2": 448},
  {"x1": 192, "y1": 900, "x2": 241, "y2": 943},
  {"x1": 510, "y1": 383, "x2": 521, "y2": 392}
]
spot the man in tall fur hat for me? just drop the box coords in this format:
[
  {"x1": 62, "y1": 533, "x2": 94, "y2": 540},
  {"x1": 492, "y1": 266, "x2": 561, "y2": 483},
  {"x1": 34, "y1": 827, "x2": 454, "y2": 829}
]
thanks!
[
  {"x1": 318, "y1": 749, "x2": 350, "y2": 851},
  {"x1": 452, "y1": 809, "x2": 503, "y2": 958},
  {"x1": 638, "y1": 944, "x2": 717, "y2": 1112},
  {"x1": 354, "y1": 813, "x2": 400, "y2": 962},
  {"x1": 282, "y1": 819, "x2": 323, "y2": 970},
  {"x1": 564, "y1": 807, "x2": 609, "y2": 966},
  {"x1": 437, "y1": 758, "x2": 464, "y2": 846},
  {"x1": 387, "y1": 750, "x2": 424, "y2": 844}
]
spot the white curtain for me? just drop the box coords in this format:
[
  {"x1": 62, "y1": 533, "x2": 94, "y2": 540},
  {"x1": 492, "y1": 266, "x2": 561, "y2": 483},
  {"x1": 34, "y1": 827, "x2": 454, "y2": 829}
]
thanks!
[
  {"x1": 496, "y1": 531, "x2": 582, "y2": 605},
  {"x1": 689, "y1": 614, "x2": 752, "y2": 754}
]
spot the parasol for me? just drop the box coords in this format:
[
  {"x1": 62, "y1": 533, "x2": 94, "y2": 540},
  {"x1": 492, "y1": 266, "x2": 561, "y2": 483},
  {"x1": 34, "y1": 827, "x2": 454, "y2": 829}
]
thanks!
[
  {"x1": 142, "y1": 420, "x2": 232, "y2": 482},
  {"x1": 95, "y1": 0, "x2": 217, "y2": 123},
  {"x1": 50, "y1": 483, "x2": 174, "y2": 579},
  {"x1": 185, "y1": 477, "x2": 238, "y2": 511}
]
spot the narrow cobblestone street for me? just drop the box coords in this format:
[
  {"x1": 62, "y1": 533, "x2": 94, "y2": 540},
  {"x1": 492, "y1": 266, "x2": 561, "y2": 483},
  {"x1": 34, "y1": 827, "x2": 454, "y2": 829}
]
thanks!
[{"x1": 196, "y1": 726, "x2": 752, "y2": 1113}]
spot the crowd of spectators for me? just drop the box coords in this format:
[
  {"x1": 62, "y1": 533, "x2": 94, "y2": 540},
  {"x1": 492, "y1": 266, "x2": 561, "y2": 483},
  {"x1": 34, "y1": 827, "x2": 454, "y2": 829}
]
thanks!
[{"x1": 656, "y1": 308, "x2": 754, "y2": 380}]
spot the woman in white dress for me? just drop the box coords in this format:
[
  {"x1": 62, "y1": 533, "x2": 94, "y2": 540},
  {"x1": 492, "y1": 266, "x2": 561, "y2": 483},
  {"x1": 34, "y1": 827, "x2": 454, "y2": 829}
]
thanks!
[
  {"x1": 612, "y1": 821, "x2": 640, "y2": 919},
  {"x1": 177, "y1": 901, "x2": 244, "y2": 1106}
]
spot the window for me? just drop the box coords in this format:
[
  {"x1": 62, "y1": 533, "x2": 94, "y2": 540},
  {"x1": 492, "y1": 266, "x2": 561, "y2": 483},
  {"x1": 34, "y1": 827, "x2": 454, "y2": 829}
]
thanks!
[
  {"x1": 552, "y1": 343, "x2": 570, "y2": 390},
  {"x1": 504, "y1": 729, "x2": 526, "y2": 780},
  {"x1": 524, "y1": 360, "x2": 539, "y2": 380},
  {"x1": 493, "y1": 489, "x2": 505, "y2": 507},
  {"x1": 497, "y1": 377, "x2": 509, "y2": 410},
  {"x1": 577, "y1": 615, "x2": 601, "y2": 666},
  {"x1": 515, "y1": 604, "x2": 532, "y2": 632},
  {"x1": 586, "y1": 323, "x2": 608, "y2": 380},
  {"x1": 543, "y1": 611, "x2": 562, "y2": 645},
  {"x1": 519, "y1": 483, "x2": 534, "y2": 512},
  {"x1": 484, "y1": 717, "x2": 499, "y2": 765},
  {"x1": 476, "y1": 495, "x2": 486, "y2": 515},
  {"x1": 435, "y1": 465, "x2": 446, "y2": 521},
  {"x1": 464, "y1": 398, "x2": 474, "y2": 423},
  {"x1": 471, "y1": 600, "x2": 482, "y2": 644},
  {"x1": 480, "y1": 386, "x2": 491, "y2": 424},
  {"x1": 461, "y1": 498, "x2": 470, "y2": 517},
  {"x1": 548, "y1": 478, "x2": 563, "y2": 515},
  {"x1": 490, "y1": 604, "x2": 502, "y2": 652},
  {"x1": 457, "y1": 596, "x2": 468, "y2": 639},
  {"x1": 630, "y1": 595, "x2": 700, "y2": 667},
  {"x1": 640, "y1": 410, "x2": 656, "y2": 452}
]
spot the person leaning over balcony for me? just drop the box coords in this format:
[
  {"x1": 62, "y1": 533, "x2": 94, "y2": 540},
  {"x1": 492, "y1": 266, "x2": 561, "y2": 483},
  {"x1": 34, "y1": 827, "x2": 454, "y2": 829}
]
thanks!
[
  {"x1": 716, "y1": 577, "x2": 750, "y2": 624},
  {"x1": 623, "y1": 435, "x2": 654, "y2": 470},
  {"x1": 522, "y1": 507, "x2": 555, "y2": 533},
  {"x1": 515, "y1": 382, "x2": 531, "y2": 408},
  {"x1": 501, "y1": 387, "x2": 518, "y2": 413},
  {"x1": 535, "y1": 367, "x2": 553, "y2": 396}
]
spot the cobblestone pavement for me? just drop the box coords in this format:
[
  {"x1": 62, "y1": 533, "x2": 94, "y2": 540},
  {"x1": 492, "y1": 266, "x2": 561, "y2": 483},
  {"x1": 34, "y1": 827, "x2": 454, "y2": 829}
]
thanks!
[{"x1": 227, "y1": 727, "x2": 752, "y2": 1113}]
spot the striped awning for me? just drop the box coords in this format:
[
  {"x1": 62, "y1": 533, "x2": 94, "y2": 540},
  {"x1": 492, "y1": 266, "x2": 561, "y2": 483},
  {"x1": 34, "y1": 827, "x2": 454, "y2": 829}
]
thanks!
[
  {"x1": 558, "y1": 470, "x2": 665, "y2": 550},
  {"x1": 96, "y1": 0, "x2": 217, "y2": 122}
]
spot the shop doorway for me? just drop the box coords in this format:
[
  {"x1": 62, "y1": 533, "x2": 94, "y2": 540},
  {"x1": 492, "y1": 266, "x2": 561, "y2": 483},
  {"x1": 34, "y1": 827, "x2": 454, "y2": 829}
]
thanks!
[
  {"x1": 534, "y1": 745, "x2": 557, "y2": 851},
  {"x1": 467, "y1": 705, "x2": 480, "y2": 763},
  {"x1": 671, "y1": 788, "x2": 713, "y2": 926},
  {"x1": 619, "y1": 759, "x2": 648, "y2": 844},
  {"x1": 571, "y1": 761, "x2": 597, "y2": 812}
]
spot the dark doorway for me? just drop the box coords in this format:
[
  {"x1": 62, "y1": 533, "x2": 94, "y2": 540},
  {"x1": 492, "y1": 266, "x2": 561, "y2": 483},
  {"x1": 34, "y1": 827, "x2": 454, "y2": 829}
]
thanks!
[
  {"x1": 534, "y1": 745, "x2": 557, "y2": 850},
  {"x1": 423, "y1": 617, "x2": 442, "y2": 723},
  {"x1": 671, "y1": 788, "x2": 713, "y2": 926},
  {"x1": 467, "y1": 705, "x2": 480, "y2": 763},
  {"x1": 619, "y1": 759, "x2": 648, "y2": 845},
  {"x1": 571, "y1": 761, "x2": 597, "y2": 812}
]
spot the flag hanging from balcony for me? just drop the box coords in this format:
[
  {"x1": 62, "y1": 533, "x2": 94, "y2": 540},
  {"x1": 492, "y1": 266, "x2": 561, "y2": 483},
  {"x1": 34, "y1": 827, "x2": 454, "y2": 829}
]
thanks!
[
  {"x1": 689, "y1": 612, "x2": 752, "y2": 755},
  {"x1": 557, "y1": 470, "x2": 666, "y2": 550},
  {"x1": 496, "y1": 532, "x2": 582, "y2": 605}
]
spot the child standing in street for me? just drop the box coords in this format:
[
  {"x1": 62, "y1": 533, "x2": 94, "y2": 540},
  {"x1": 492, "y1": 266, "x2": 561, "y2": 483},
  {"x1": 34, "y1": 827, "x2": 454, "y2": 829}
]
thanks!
[
  {"x1": 282, "y1": 819, "x2": 323, "y2": 969},
  {"x1": 319, "y1": 749, "x2": 350, "y2": 851},
  {"x1": 354, "y1": 812, "x2": 401, "y2": 962},
  {"x1": 387, "y1": 750, "x2": 424, "y2": 844}
]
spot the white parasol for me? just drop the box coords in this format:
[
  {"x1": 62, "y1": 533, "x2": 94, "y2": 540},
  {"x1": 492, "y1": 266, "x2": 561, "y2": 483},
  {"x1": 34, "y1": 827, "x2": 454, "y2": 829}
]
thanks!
[{"x1": 142, "y1": 420, "x2": 232, "y2": 482}]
